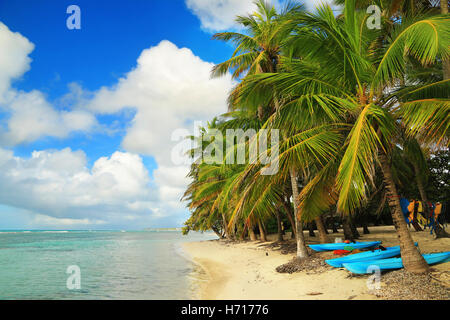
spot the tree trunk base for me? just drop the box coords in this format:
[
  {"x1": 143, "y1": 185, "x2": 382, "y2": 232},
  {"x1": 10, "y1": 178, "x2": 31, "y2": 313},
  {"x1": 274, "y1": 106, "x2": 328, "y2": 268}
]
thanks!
[
  {"x1": 350, "y1": 220, "x2": 360, "y2": 239},
  {"x1": 308, "y1": 222, "x2": 316, "y2": 237},
  {"x1": 276, "y1": 211, "x2": 284, "y2": 242},
  {"x1": 249, "y1": 226, "x2": 257, "y2": 241},
  {"x1": 363, "y1": 225, "x2": 370, "y2": 234},
  {"x1": 258, "y1": 221, "x2": 267, "y2": 242},
  {"x1": 315, "y1": 216, "x2": 329, "y2": 244},
  {"x1": 380, "y1": 153, "x2": 429, "y2": 274},
  {"x1": 343, "y1": 219, "x2": 354, "y2": 242}
]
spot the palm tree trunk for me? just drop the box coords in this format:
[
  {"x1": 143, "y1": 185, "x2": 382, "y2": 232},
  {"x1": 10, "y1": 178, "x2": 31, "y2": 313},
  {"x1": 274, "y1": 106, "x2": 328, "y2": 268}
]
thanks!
[
  {"x1": 362, "y1": 213, "x2": 371, "y2": 234},
  {"x1": 282, "y1": 198, "x2": 297, "y2": 239},
  {"x1": 308, "y1": 222, "x2": 316, "y2": 237},
  {"x1": 231, "y1": 226, "x2": 237, "y2": 240},
  {"x1": 276, "y1": 210, "x2": 283, "y2": 241},
  {"x1": 211, "y1": 226, "x2": 224, "y2": 239},
  {"x1": 248, "y1": 221, "x2": 257, "y2": 241},
  {"x1": 322, "y1": 216, "x2": 330, "y2": 234},
  {"x1": 258, "y1": 220, "x2": 267, "y2": 242},
  {"x1": 330, "y1": 210, "x2": 339, "y2": 233},
  {"x1": 379, "y1": 153, "x2": 429, "y2": 274},
  {"x1": 332, "y1": 223, "x2": 339, "y2": 233},
  {"x1": 342, "y1": 216, "x2": 355, "y2": 242},
  {"x1": 289, "y1": 167, "x2": 309, "y2": 259},
  {"x1": 350, "y1": 217, "x2": 361, "y2": 239},
  {"x1": 315, "y1": 216, "x2": 329, "y2": 243},
  {"x1": 240, "y1": 227, "x2": 247, "y2": 240},
  {"x1": 222, "y1": 213, "x2": 230, "y2": 239}
]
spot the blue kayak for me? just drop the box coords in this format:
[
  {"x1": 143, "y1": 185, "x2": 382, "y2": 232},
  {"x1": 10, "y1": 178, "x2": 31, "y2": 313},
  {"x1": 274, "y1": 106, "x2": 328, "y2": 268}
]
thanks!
[
  {"x1": 342, "y1": 252, "x2": 450, "y2": 274},
  {"x1": 308, "y1": 241, "x2": 382, "y2": 252},
  {"x1": 325, "y1": 243, "x2": 418, "y2": 268}
]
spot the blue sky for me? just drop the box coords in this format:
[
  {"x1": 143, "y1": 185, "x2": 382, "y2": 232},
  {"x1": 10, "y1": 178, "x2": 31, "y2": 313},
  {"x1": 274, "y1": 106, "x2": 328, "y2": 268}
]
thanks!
[
  {"x1": 0, "y1": 0, "x2": 233, "y2": 161},
  {"x1": 0, "y1": 0, "x2": 330, "y2": 230}
]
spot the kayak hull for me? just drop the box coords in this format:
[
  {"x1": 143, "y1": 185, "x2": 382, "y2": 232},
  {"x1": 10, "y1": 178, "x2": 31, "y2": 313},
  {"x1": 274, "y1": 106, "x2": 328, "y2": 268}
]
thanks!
[
  {"x1": 325, "y1": 243, "x2": 418, "y2": 268},
  {"x1": 342, "y1": 252, "x2": 450, "y2": 274},
  {"x1": 308, "y1": 241, "x2": 382, "y2": 252},
  {"x1": 326, "y1": 247, "x2": 400, "y2": 268}
]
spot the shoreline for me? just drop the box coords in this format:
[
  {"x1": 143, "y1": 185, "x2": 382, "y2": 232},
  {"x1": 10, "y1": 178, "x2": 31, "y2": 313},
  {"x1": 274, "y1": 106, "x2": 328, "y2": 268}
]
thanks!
[{"x1": 182, "y1": 226, "x2": 450, "y2": 300}]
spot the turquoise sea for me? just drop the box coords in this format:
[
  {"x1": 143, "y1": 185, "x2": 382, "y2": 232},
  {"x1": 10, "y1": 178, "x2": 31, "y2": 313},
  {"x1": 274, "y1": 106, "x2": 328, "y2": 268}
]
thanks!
[{"x1": 0, "y1": 230, "x2": 217, "y2": 300}]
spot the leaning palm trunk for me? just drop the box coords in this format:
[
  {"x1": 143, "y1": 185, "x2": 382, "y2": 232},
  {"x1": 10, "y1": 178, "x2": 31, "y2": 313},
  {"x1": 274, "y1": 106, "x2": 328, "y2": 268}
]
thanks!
[
  {"x1": 222, "y1": 213, "x2": 230, "y2": 239},
  {"x1": 282, "y1": 198, "x2": 296, "y2": 238},
  {"x1": 380, "y1": 153, "x2": 429, "y2": 274},
  {"x1": 258, "y1": 220, "x2": 267, "y2": 242},
  {"x1": 315, "y1": 216, "x2": 329, "y2": 243},
  {"x1": 350, "y1": 217, "x2": 361, "y2": 239},
  {"x1": 248, "y1": 221, "x2": 257, "y2": 241},
  {"x1": 240, "y1": 227, "x2": 247, "y2": 240},
  {"x1": 342, "y1": 216, "x2": 355, "y2": 242},
  {"x1": 276, "y1": 210, "x2": 284, "y2": 241},
  {"x1": 289, "y1": 167, "x2": 309, "y2": 258}
]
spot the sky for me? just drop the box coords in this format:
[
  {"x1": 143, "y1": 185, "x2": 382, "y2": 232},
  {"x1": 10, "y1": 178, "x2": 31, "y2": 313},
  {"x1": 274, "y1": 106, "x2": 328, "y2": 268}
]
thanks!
[{"x1": 0, "y1": 0, "x2": 337, "y2": 230}]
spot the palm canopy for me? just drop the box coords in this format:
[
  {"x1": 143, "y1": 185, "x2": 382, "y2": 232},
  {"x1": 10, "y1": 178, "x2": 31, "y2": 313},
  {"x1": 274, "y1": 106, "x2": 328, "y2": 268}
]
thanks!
[
  {"x1": 211, "y1": 0, "x2": 304, "y2": 79},
  {"x1": 233, "y1": 0, "x2": 449, "y2": 215}
]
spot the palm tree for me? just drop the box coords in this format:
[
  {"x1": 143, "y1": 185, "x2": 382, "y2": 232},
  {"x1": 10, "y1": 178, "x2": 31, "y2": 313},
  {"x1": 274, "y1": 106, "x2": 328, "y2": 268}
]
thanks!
[
  {"x1": 234, "y1": 0, "x2": 449, "y2": 273},
  {"x1": 212, "y1": 0, "x2": 304, "y2": 120},
  {"x1": 211, "y1": 0, "x2": 324, "y2": 256},
  {"x1": 212, "y1": 0, "x2": 304, "y2": 79},
  {"x1": 182, "y1": 119, "x2": 245, "y2": 240}
]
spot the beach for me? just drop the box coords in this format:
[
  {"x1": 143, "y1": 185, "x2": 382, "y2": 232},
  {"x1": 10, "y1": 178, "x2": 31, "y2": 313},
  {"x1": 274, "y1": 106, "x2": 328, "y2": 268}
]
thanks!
[{"x1": 183, "y1": 226, "x2": 450, "y2": 300}]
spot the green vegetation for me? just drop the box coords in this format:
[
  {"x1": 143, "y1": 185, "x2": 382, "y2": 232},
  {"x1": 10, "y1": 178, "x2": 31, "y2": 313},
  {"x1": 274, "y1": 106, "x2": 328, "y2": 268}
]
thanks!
[{"x1": 182, "y1": 0, "x2": 449, "y2": 274}]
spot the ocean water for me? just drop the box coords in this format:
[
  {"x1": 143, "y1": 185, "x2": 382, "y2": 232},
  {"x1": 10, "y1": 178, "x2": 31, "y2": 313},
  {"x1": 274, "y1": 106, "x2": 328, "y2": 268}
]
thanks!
[{"x1": 0, "y1": 230, "x2": 217, "y2": 300}]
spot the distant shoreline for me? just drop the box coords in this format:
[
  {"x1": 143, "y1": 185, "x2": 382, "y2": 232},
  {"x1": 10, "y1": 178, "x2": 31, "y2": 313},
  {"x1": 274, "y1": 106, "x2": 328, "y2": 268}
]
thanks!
[{"x1": 0, "y1": 228, "x2": 186, "y2": 233}]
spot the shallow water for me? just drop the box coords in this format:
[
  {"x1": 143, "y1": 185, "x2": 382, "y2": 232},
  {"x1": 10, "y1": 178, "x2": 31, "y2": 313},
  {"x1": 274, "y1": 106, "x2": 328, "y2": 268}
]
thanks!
[{"x1": 0, "y1": 230, "x2": 217, "y2": 299}]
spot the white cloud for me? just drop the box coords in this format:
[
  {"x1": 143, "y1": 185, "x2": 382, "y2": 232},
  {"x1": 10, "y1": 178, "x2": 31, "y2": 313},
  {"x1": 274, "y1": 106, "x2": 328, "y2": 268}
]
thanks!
[
  {"x1": 31, "y1": 214, "x2": 107, "y2": 227},
  {"x1": 88, "y1": 41, "x2": 233, "y2": 160},
  {"x1": 0, "y1": 25, "x2": 236, "y2": 228},
  {"x1": 0, "y1": 22, "x2": 97, "y2": 146},
  {"x1": 303, "y1": 0, "x2": 341, "y2": 12},
  {"x1": 85, "y1": 40, "x2": 235, "y2": 214},
  {"x1": 0, "y1": 147, "x2": 167, "y2": 228},
  {"x1": 0, "y1": 90, "x2": 96, "y2": 145},
  {"x1": 185, "y1": 0, "x2": 280, "y2": 31},
  {"x1": 185, "y1": 0, "x2": 342, "y2": 32},
  {"x1": 0, "y1": 22, "x2": 34, "y2": 102}
]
